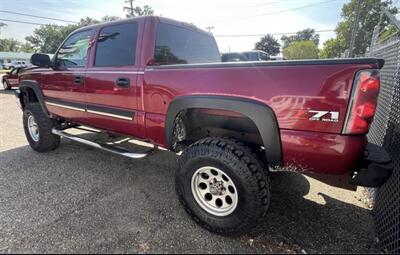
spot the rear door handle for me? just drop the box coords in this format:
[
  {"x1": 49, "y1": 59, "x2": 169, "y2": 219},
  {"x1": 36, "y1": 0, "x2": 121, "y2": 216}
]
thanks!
[
  {"x1": 116, "y1": 78, "x2": 130, "y2": 87},
  {"x1": 74, "y1": 75, "x2": 83, "y2": 85}
]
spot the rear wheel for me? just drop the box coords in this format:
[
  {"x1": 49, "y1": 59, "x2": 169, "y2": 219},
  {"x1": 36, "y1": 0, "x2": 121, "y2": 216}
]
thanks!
[
  {"x1": 23, "y1": 103, "x2": 60, "y2": 152},
  {"x1": 2, "y1": 80, "x2": 10, "y2": 90},
  {"x1": 176, "y1": 137, "x2": 271, "y2": 236}
]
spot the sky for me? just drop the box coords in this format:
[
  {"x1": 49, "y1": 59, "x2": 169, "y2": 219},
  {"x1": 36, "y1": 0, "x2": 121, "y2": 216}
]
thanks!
[{"x1": 0, "y1": 0, "x2": 397, "y2": 53}]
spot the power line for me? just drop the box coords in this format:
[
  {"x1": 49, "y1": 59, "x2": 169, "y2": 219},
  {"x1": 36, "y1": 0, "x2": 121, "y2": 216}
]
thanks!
[
  {"x1": 0, "y1": 17, "x2": 335, "y2": 38},
  {"x1": 0, "y1": 10, "x2": 79, "y2": 24},
  {"x1": 214, "y1": 29, "x2": 335, "y2": 37},
  {"x1": 201, "y1": 0, "x2": 340, "y2": 23},
  {"x1": 256, "y1": 0, "x2": 339, "y2": 16},
  {"x1": 0, "y1": 18, "x2": 47, "y2": 26},
  {"x1": 249, "y1": 0, "x2": 321, "y2": 8}
]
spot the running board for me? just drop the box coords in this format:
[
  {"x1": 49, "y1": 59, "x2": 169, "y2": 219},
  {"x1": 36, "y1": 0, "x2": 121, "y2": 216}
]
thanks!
[{"x1": 51, "y1": 128, "x2": 151, "y2": 159}]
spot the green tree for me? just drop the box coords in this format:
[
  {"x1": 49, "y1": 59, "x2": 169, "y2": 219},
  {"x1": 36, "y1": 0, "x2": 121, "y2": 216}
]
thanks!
[
  {"x1": 0, "y1": 38, "x2": 34, "y2": 52},
  {"x1": 25, "y1": 24, "x2": 64, "y2": 53},
  {"x1": 0, "y1": 38, "x2": 19, "y2": 52},
  {"x1": 378, "y1": 25, "x2": 398, "y2": 42},
  {"x1": 282, "y1": 40, "x2": 319, "y2": 60},
  {"x1": 319, "y1": 37, "x2": 347, "y2": 58},
  {"x1": 101, "y1": 15, "x2": 122, "y2": 22},
  {"x1": 25, "y1": 17, "x2": 100, "y2": 53},
  {"x1": 126, "y1": 5, "x2": 154, "y2": 17},
  {"x1": 18, "y1": 42, "x2": 35, "y2": 53},
  {"x1": 254, "y1": 34, "x2": 281, "y2": 56},
  {"x1": 281, "y1": 29, "x2": 320, "y2": 49},
  {"x1": 321, "y1": 0, "x2": 398, "y2": 58}
]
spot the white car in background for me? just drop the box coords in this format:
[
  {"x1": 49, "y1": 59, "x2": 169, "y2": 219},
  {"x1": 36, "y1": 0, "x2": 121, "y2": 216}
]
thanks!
[{"x1": 2, "y1": 60, "x2": 30, "y2": 69}]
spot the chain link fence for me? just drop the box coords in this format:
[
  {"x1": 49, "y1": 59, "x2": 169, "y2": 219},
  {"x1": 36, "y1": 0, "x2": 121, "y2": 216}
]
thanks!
[{"x1": 368, "y1": 19, "x2": 400, "y2": 253}]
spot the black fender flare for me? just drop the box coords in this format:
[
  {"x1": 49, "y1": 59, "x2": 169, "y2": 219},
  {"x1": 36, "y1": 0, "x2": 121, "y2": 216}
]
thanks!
[
  {"x1": 165, "y1": 95, "x2": 282, "y2": 167},
  {"x1": 18, "y1": 80, "x2": 49, "y2": 116}
]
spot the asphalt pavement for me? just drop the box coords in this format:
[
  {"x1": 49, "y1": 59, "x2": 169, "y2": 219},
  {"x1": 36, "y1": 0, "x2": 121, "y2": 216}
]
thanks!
[{"x1": 0, "y1": 89, "x2": 378, "y2": 253}]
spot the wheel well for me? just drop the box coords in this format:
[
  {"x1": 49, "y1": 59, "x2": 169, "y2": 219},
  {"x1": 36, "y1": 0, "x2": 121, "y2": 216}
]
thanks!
[
  {"x1": 172, "y1": 108, "x2": 264, "y2": 152},
  {"x1": 20, "y1": 87, "x2": 39, "y2": 108}
]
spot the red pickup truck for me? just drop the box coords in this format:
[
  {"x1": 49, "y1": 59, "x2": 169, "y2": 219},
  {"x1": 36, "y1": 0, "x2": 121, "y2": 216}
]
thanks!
[
  {"x1": 15, "y1": 16, "x2": 392, "y2": 235},
  {"x1": 2, "y1": 67, "x2": 22, "y2": 90}
]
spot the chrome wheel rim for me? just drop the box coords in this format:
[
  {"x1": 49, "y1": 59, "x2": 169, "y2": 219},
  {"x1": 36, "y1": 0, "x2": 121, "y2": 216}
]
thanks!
[
  {"x1": 191, "y1": 166, "x2": 238, "y2": 217},
  {"x1": 28, "y1": 115, "x2": 39, "y2": 142}
]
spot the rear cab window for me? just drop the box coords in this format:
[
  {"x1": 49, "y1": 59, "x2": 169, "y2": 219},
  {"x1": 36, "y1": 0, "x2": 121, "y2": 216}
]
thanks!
[
  {"x1": 94, "y1": 22, "x2": 138, "y2": 67},
  {"x1": 56, "y1": 29, "x2": 93, "y2": 68},
  {"x1": 153, "y1": 22, "x2": 221, "y2": 65}
]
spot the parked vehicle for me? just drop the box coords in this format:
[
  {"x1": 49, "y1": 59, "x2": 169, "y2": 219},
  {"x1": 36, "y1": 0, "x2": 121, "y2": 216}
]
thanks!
[
  {"x1": 269, "y1": 55, "x2": 285, "y2": 61},
  {"x1": 15, "y1": 16, "x2": 393, "y2": 236},
  {"x1": 222, "y1": 50, "x2": 269, "y2": 62},
  {"x1": 2, "y1": 60, "x2": 29, "y2": 69},
  {"x1": 2, "y1": 67, "x2": 22, "y2": 90}
]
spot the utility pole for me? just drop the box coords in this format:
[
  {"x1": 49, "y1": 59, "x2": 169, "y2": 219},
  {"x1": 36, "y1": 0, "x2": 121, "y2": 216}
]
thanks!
[
  {"x1": 124, "y1": 0, "x2": 135, "y2": 17},
  {"x1": 348, "y1": 0, "x2": 362, "y2": 58},
  {"x1": 205, "y1": 26, "x2": 214, "y2": 33}
]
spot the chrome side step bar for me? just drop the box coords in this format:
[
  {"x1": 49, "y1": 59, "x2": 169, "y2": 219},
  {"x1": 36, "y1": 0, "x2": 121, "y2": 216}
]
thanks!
[{"x1": 51, "y1": 128, "x2": 151, "y2": 159}]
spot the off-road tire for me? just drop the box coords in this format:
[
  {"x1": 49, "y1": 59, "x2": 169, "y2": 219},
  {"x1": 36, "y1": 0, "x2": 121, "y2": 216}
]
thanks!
[
  {"x1": 176, "y1": 137, "x2": 271, "y2": 236},
  {"x1": 23, "y1": 103, "x2": 60, "y2": 152}
]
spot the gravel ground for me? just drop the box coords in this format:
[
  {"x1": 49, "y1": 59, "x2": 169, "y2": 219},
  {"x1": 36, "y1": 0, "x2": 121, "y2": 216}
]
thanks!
[{"x1": 0, "y1": 89, "x2": 378, "y2": 253}]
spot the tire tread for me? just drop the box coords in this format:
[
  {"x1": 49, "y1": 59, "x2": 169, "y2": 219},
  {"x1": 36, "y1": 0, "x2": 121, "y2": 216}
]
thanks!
[
  {"x1": 23, "y1": 103, "x2": 60, "y2": 152},
  {"x1": 176, "y1": 137, "x2": 271, "y2": 235}
]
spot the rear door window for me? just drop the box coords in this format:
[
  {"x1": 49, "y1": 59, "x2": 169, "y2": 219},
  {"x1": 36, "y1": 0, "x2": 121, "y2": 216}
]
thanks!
[
  {"x1": 57, "y1": 30, "x2": 93, "y2": 68},
  {"x1": 154, "y1": 22, "x2": 221, "y2": 65},
  {"x1": 94, "y1": 22, "x2": 138, "y2": 67}
]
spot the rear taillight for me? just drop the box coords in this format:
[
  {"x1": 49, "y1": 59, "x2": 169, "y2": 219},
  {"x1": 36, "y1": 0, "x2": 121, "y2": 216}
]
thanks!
[{"x1": 343, "y1": 69, "x2": 380, "y2": 135}]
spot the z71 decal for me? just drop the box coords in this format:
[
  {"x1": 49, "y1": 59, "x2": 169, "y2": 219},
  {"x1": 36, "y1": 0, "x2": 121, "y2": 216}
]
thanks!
[{"x1": 308, "y1": 110, "x2": 339, "y2": 122}]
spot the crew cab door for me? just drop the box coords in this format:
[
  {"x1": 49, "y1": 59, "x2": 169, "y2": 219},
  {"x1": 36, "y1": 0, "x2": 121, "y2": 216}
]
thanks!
[
  {"x1": 85, "y1": 21, "x2": 142, "y2": 137},
  {"x1": 42, "y1": 29, "x2": 94, "y2": 124}
]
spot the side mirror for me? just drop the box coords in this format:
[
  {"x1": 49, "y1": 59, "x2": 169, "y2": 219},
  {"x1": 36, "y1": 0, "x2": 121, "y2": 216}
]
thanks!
[{"x1": 31, "y1": 53, "x2": 52, "y2": 68}]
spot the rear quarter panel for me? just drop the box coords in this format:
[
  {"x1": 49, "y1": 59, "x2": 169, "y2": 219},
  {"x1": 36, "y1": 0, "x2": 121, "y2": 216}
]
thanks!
[
  {"x1": 143, "y1": 63, "x2": 375, "y2": 134},
  {"x1": 142, "y1": 62, "x2": 376, "y2": 174}
]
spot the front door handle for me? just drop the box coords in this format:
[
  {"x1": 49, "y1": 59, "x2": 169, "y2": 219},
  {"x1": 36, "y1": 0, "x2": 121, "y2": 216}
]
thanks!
[
  {"x1": 116, "y1": 78, "x2": 130, "y2": 87},
  {"x1": 74, "y1": 75, "x2": 83, "y2": 85}
]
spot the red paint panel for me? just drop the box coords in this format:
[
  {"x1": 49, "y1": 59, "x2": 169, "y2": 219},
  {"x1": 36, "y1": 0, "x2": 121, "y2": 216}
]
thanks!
[
  {"x1": 145, "y1": 112, "x2": 166, "y2": 146},
  {"x1": 46, "y1": 104, "x2": 87, "y2": 124},
  {"x1": 281, "y1": 129, "x2": 366, "y2": 174},
  {"x1": 143, "y1": 63, "x2": 375, "y2": 134}
]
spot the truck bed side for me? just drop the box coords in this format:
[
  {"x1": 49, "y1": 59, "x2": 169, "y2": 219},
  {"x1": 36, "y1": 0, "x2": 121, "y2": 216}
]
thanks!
[{"x1": 142, "y1": 59, "x2": 381, "y2": 174}]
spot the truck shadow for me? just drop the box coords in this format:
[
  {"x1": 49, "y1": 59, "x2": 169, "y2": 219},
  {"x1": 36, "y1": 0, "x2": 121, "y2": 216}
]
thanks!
[
  {"x1": 0, "y1": 89, "x2": 16, "y2": 95},
  {"x1": 0, "y1": 141, "x2": 376, "y2": 253},
  {"x1": 251, "y1": 172, "x2": 376, "y2": 253}
]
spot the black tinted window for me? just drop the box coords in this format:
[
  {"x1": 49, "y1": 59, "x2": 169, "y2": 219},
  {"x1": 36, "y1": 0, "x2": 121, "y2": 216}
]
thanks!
[
  {"x1": 154, "y1": 23, "x2": 220, "y2": 65},
  {"x1": 57, "y1": 30, "x2": 93, "y2": 68},
  {"x1": 95, "y1": 22, "x2": 138, "y2": 67}
]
